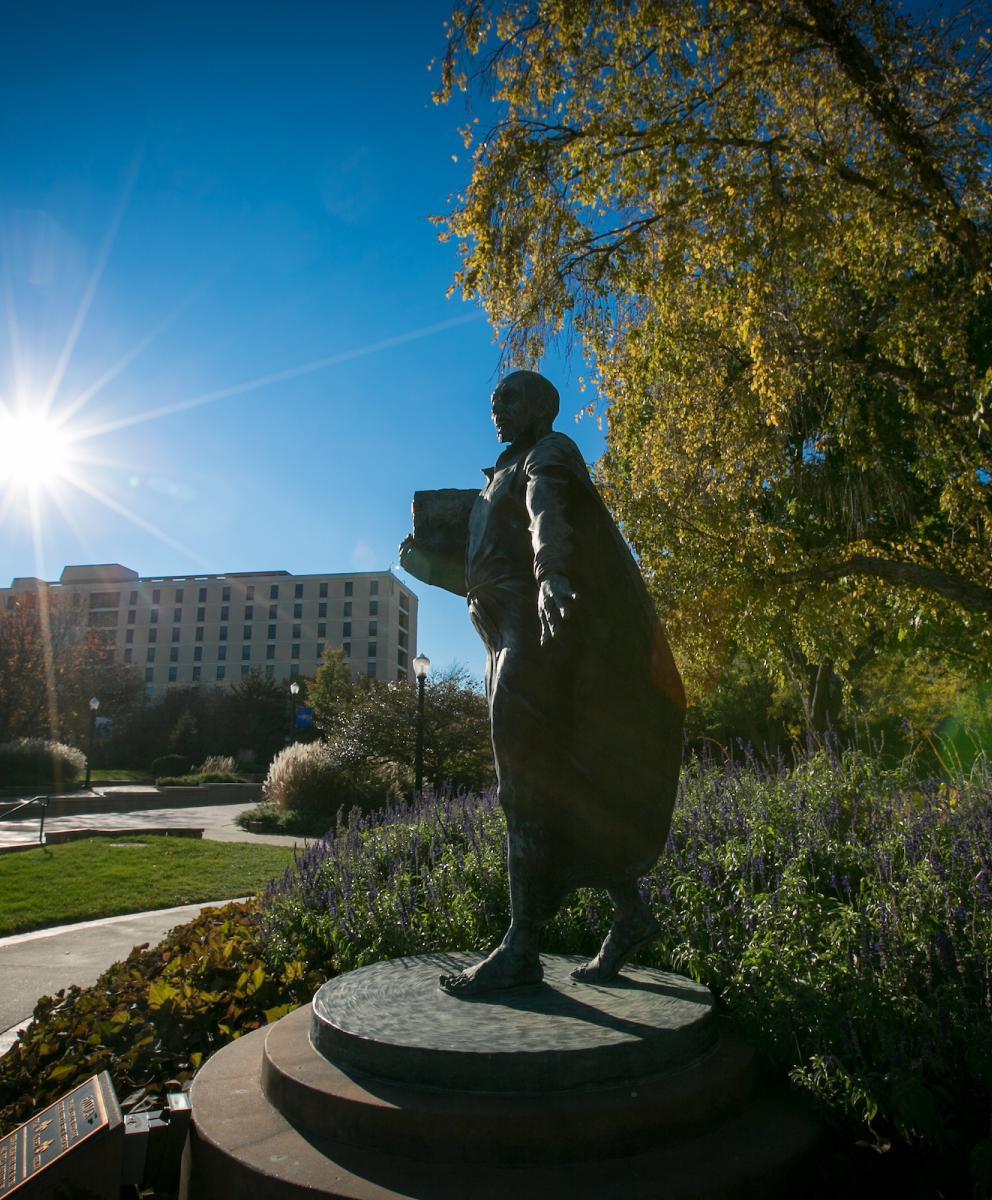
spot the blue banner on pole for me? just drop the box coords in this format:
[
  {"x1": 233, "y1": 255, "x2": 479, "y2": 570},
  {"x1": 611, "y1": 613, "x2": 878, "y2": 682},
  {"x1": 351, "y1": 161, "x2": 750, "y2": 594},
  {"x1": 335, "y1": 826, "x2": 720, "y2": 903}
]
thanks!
[{"x1": 294, "y1": 706, "x2": 314, "y2": 729}]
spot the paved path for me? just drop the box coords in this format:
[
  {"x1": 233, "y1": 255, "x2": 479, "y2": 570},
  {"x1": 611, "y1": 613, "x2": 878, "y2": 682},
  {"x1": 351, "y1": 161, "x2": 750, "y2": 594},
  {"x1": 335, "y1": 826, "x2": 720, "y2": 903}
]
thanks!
[
  {"x1": 0, "y1": 805, "x2": 321, "y2": 1054},
  {"x1": 0, "y1": 802, "x2": 314, "y2": 850}
]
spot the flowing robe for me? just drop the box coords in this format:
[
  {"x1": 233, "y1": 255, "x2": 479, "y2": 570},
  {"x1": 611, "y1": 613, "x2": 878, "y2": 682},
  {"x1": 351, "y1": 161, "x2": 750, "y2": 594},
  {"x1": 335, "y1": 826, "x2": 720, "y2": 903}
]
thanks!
[{"x1": 402, "y1": 430, "x2": 685, "y2": 889}]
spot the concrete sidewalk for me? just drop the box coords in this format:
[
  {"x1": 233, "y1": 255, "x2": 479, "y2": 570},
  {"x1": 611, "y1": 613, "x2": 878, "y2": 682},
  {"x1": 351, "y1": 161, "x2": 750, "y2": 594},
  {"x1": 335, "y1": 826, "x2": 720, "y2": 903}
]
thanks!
[
  {"x1": 0, "y1": 900, "x2": 243, "y2": 1054},
  {"x1": 0, "y1": 801, "x2": 313, "y2": 850}
]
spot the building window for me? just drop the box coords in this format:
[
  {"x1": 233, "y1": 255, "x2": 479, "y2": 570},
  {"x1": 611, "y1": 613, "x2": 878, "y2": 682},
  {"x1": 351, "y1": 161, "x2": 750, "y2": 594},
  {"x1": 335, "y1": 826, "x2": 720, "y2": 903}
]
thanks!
[
  {"x1": 343, "y1": 621, "x2": 351, "y2": 638},
  {"x1": 397, "y1": 670, "x2": 406, "y2": 682},
  {"x1": 170, "y1": 647, "x2": 179, "y2": 662},
  {"x1": 316, "y1": 642, "x2": 324, "y2": 658},
  {"x1": 125, "y1": 629, "x2": 134, "y2": 644},
  {"x1": 194, "y1": 645, "x2": 203, "y2": 661},
  {"x1": 367, "y1": 662, "x2": 377, "y2": 679},
  {"x1": 195, "y1": 626, "x2": 204, "y2": 642},
  {"x1": 369, "y1": 600, "x2": 378, "y2": 616},
  {"x1": 148, "y1": 628, "x2": 158, "y2": 644},
  {"x1": 265, "y1": 665, "x2": 274, "y2": 679},
  {"x1": 399, "y1": 591, "x2": 409, "y2": 612},
  {"x1": 267, "y1": 623, "x2": 276, "y2": 639},
  {"x1": 270, "y1": 584, "x2": 279, "y2": 599},
  {"x1": 128, "y1": 609, "x2": 136, "y2": 623},
  {"x1": 218, "y1": 645, "x2": 227, "y2": 661},
  {"x1": 246, "y1": 585, "x2": 255, "y2": 600},
  {"x1": 342, "y1": 642, "x2": 351, "y2": 657},
  {"x1": 318, "y1": 601, "x2": 327, "y2": 618},
  {"x1": 146, "y1": 648, "x2": 156, "y2": 663},
  {"x1": 192, "y1": 666, "x2": 201, "y2": 682},
  {"x1": 145, "y1": 667, "x2": 154, "y2": 682},
  {"x1": 368, "y1": 642, "x2": 377, "y2": 658},
  {"x1": 399, "y1": 610, "x2": 408, "y2": 631},
  {"x1": 398, "y1": 630, "x2": 407, "y2": 649},
  {"x1": 266, "y1": 644, "x2": 275, "y2": 660},
  {"x1": 368, "y1": 620, "x2": 378, "y2": 636},
  {"x1": 245, "y1": 604, "x2": 253, "y2": 620},
  {"x1": 222, "y1": 586, "x2": 231, "y2": 602},
  {"x1": 293, "y1": 602, "x2": 302, "y2": 619},
  {"x1": 292, "y1": 623, "x2": 301, "y2": 639},
  {"x1": 172, "y1": 627, "x2": 181, "y2": 642},
  {"x1": 168, "y1": 666, "x2": 178, "y2": 682},
  {"x1": 152, "y1": 589, "x2": 161, "y2": 604},
  {"x1": 370, "y1": 580, "x2": 379, "y2": 596},
  {"x1": 268, "y1": 604, "x2": 277, "y2": 620},
  {"x1": 343, "y1": 601, "x2": 352, "y2": 618},
  {"x1": 295, "y1": 583, "x2": 304, "y2": 599},
  {"x1": 219, "y1": 626, "x2": 228, "y2": 641},
  {"x1": 150, "y1": 608, "x2": 159, "y2": 624},
  {"x1": 198, "y1": 587, "x2": 207, "y2": 602},
  {"x1": 317, "y1": 622, "x2": 326, "y2": 637},
  {"x1": 216, "y1": 665, "x2": 225, "y2": 680},
  {"x1": 130, "y1": 590, "x2": 138, "y2": 605},
  {"x1": 197, "y1": 606, "x2": 205, "y2": 622},
  {"x1": 124, "y1": 648, "x2": 133, "y2": 664},
  {"x1": 291, "y1": 643, "x2": 300, "y2": 659},
  {"x1": 344, "y1": 581, "x2": 353, "y2": 597},
  {"x1": 290, "y1": 664, "x2": 300, "y2": 679},
  {"x1": 319, "y1": 582, "x2": 328, "y2": 598},
  {"x1": 175, "y1": 588, "x2": 184, "y2": 603},
  {"x1": 243, "y1": 625, "x2": 252, "y2": 640},
  {"x1": 242, "y1": 645, "x2": 251, "y2": 660},
  {"x1": 219, "y1": 605, "x2": 228, "y2": 621}
]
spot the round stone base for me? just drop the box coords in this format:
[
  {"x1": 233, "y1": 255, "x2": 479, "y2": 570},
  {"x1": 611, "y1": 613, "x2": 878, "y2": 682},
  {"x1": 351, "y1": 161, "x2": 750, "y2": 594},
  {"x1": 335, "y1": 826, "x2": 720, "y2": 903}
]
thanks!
[{"x1": 311, "y1": 952, "x2": 717, "y2": 1092}]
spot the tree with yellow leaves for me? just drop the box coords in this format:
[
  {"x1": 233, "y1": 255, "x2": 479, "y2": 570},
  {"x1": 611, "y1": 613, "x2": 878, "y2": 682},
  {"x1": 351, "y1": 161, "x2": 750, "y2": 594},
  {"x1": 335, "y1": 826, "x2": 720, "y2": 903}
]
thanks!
[{"x1": 435, "y1": 0, "x2": 992, "y2": 716}]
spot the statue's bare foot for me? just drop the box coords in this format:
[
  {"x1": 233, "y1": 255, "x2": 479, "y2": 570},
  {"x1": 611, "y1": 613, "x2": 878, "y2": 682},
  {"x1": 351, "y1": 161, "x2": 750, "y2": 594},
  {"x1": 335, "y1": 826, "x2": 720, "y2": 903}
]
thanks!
[
  {"x1": 439, "y1": 948, "x2": 543, "y2": 997},
  {"x1": 571, "y1": 913, "x2": 660, "y2": 983}
]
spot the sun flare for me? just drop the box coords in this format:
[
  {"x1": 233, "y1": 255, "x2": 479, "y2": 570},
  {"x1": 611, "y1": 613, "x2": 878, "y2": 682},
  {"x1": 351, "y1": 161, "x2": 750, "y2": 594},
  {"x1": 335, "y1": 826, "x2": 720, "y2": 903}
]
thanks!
[{"x1": 0, "y1": 408, "x2": 73, "y2": 491}]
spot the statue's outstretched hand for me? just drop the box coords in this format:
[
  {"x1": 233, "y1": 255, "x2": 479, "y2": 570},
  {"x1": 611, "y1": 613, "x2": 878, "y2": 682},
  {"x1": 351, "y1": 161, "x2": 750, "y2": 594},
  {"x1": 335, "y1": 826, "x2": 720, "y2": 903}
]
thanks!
[{"x1": 538, "y1": 574, "x2": 577, "y2": 646}]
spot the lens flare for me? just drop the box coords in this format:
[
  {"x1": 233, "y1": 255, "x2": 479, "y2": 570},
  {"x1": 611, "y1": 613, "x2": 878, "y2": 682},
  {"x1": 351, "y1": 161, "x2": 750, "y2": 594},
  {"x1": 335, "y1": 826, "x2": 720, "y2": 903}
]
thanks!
[{"x1": 0, "y1": 409, "x2": 71, "y2": 490}]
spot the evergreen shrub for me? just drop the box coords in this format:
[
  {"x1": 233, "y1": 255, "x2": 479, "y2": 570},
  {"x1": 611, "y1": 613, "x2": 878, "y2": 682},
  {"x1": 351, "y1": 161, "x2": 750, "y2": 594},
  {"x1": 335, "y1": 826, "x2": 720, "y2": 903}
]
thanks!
[
  {"x1": 262, "y1": 739, "x2": 406, "y2": 817},
  {"x1": 150, "y1": 753, "x2": 191, "y2": 779}
]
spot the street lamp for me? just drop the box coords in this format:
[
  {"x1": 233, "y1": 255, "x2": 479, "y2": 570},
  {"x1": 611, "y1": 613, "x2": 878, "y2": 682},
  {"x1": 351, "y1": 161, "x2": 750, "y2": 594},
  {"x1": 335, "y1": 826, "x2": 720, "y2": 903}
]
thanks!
[
  {"x1": 84, "y1": 696, "x2": 99, "y2": 789},
  {"x1": 288, "y1": 681, "x2": 300, "y2": 742},
  {"x1": 412, "y1": 654, "x2": 430, "y2": 797}
]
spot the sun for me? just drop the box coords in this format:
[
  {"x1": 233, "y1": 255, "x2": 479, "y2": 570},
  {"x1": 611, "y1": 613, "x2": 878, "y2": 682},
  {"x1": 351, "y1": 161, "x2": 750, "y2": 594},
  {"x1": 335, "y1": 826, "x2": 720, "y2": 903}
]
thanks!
[{"x1": 0, "y1": 408, "x2": 73, "y2": 492}]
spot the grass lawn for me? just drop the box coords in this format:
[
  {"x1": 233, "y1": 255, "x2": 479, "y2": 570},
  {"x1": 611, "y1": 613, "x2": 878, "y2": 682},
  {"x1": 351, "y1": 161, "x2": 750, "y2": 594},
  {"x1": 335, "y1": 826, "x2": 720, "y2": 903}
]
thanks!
[
  {"x1": 0, "y1": 837, "x2": 298, "y2": 937},
  {"x1": 87, "y1": 769, "x2": 152, "y2": 784}
]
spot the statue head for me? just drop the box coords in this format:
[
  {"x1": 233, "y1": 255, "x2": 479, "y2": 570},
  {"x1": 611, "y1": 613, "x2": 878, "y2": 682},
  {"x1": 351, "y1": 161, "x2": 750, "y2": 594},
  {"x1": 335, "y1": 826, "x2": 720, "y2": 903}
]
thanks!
[{"x1": 491, "y1": 370, "x2": 560, "y2": 446}]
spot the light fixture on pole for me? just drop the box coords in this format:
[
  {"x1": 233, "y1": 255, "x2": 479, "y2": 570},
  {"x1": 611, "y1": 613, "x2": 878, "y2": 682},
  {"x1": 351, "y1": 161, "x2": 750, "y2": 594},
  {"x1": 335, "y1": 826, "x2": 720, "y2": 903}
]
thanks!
[
  {"x1": 289, "y1": 680, "x2": 300, "y2": 741},
  {"x1": 84, "y1": 696, "x2": 100, "y2": 789},
  {"x1": 412, "y1": 654, "x2": 431, "y2": 797}
]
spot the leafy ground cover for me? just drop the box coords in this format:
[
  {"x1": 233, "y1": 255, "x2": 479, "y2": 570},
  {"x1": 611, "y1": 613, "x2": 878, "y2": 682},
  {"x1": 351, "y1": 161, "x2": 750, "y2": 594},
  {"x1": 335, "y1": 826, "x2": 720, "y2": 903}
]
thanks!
[
  {"x1": 154, "y1": 771, "x2": 242, "y2": 786},
  {"x1": 0, "y1": 837, "x2": 297, "y2": 936},
  {"x1": 236, "y1": 801, "x2": 335, "y2": 838},
  {"x1": 1, "y1": 752, "x2": 988, "y2": 1192},
  {"x1": 87, "y1": 769, "x2": 151, "y2": 784}
]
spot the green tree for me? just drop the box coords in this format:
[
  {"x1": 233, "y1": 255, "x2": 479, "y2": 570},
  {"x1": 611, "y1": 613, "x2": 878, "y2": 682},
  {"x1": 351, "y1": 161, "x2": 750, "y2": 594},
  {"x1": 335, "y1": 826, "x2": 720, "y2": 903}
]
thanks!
[
  {"x1": 435, "y1": 0, "x2": 992, "y2": 708},
  {"x1": 309, "y1": 648, "x2": 358, "y2": 736}
]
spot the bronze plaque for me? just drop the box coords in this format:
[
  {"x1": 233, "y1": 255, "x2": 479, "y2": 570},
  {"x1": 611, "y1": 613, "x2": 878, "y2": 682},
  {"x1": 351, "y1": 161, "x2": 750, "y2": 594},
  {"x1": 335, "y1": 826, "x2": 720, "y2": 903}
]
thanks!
[{"x1": 0, "y1": 1073, "x2": 117, "y2": 1196}]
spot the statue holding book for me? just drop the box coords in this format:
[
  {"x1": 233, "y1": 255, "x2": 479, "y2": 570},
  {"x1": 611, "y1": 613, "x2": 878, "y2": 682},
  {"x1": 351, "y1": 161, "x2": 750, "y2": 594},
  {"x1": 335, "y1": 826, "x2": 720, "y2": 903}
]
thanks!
[{"x1": 400, "y1": 370, "x2": 685, "y2": 996}]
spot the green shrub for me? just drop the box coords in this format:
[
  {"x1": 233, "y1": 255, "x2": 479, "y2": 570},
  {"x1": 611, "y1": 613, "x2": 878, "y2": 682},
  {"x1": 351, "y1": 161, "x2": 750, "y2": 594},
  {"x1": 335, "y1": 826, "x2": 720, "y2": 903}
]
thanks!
[
  {"x1": 262, "y1": 739, "x2": 405, "y2": 816},
  {"x1": 156, "y1": 771, "x2": 241, "y2": 786},
  {"x1": 0, "y1": 901, "x2": 324, "y2": 1134},
  {"x1": 0, "y1": 739, "x2": 86, "y2": 789},
  {"x1": 150, "y1": 753, "x2": 190, "y2": 778}
]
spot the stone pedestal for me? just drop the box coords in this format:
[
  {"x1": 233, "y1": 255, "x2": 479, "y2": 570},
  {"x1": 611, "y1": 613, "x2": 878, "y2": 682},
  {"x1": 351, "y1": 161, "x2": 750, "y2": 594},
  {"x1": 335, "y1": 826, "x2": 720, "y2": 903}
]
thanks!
[{"x1": 181, "y1": 953, "x2": 823, "y2": 1198}]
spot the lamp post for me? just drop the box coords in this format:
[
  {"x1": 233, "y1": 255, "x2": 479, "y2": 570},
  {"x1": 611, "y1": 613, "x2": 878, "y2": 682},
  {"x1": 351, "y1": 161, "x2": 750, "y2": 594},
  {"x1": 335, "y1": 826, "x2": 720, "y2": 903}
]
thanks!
[
  {"x1": 288, "y1": 680, "x2": 300, "y2": 742},
  {"x1": 84, "y1": 696, "x2": 99, "y2": 789},
  {"x1": 412, "y1": 654, "x2": 430, "y2": 797}
]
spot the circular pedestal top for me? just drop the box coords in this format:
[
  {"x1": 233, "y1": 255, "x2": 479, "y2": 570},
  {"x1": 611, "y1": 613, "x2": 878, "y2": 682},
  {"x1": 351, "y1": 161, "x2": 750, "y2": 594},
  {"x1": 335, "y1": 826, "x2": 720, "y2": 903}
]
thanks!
[{"x1": 311, "y1": 952, "x2": 716, "y2": 1093}]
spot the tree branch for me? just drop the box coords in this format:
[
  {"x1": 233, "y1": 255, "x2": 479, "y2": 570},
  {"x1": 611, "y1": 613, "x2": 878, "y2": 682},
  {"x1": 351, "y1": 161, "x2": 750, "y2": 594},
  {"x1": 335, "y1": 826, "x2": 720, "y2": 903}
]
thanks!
[{"x1": 776, "y1": 554, "x2": 992, "y2": 614}]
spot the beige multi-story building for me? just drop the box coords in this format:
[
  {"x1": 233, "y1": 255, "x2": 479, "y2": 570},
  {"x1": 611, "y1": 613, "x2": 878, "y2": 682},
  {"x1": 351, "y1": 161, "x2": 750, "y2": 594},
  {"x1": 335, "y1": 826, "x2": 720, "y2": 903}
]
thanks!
[{"x1": 1, "y1": 563, "x2": 418, "y2": 699}]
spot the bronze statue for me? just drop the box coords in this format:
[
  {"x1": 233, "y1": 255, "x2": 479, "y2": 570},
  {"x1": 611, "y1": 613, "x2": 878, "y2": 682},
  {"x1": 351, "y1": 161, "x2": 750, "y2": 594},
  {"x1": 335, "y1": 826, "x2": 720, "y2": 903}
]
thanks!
[{"x1": 400, "y1": 371, "x2": 685, "y2": 995}]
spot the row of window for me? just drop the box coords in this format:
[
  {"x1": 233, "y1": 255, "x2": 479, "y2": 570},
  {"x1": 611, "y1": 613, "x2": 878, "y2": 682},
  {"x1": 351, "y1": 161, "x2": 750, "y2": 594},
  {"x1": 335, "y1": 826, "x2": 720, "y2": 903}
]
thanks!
[
  {"x1": 91, "y1": 579, "x2": 393, "y2": 608},
  {"x1": 95, "y1": 598, "x2": 380, "y2": 626},
  {"x1": 131, "y1": 643, "x2": 408, "y2": 670},
  {"x1": 145, "y1": 657, "x2": 404, "y2": 686}
]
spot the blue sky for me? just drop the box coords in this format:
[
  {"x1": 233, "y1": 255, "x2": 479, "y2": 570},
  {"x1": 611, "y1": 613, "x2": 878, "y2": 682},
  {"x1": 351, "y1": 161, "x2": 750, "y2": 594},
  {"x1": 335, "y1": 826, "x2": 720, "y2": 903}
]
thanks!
[{"x1": 0, "y1": 0, "x2": 606, "y2": 680}]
